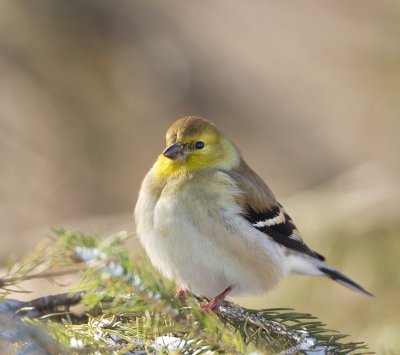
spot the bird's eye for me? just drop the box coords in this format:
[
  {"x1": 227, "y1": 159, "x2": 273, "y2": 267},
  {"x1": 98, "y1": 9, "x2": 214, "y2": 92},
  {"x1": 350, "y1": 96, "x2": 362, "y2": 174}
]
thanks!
[{"x1": 195, "y1": 141, "x2": 205, "y2": 149}]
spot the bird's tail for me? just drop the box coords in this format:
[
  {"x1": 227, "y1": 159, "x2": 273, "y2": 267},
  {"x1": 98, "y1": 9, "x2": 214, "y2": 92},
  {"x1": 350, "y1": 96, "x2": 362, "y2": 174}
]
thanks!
[
  {"x1": 287, "y1": 255, "x2": 373, "y2": 296},
  {"x1": 317, "y1": 264, "x2": 373, "y2": 296}
]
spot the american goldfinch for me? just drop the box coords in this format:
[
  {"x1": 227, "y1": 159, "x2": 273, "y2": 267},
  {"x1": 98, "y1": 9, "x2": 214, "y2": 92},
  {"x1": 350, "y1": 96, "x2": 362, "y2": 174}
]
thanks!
[{"x1": 134, "y1": 116, "x2": 371, "y2": 310}]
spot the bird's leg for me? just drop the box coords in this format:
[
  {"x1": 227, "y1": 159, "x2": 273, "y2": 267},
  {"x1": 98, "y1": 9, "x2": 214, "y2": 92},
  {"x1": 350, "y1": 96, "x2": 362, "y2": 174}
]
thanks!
[
  {"x1": 174, "y1": 287, "x2": 188, "y2": 299},
  {"x1": 200, "y1": 286, "x2": 232, "y2": 311}
]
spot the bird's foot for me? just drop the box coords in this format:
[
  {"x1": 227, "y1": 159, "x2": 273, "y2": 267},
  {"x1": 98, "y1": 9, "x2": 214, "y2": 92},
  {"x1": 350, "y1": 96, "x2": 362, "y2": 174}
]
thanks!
[
  {"x1": 174, "y1": 287, "x2": 188, "y2": 299},
  {"x1": 200, "y1": 298, "x2": 226, "y2": 311},
  {"x1": 200, "y1": 286, "x2": 232, "y2": 311}
]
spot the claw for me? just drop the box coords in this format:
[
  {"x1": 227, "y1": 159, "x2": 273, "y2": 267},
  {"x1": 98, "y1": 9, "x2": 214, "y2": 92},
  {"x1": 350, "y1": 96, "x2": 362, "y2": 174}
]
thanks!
[
  {"x1": 200, "y1": 286, "x2": 232, "y2": 311},
  {"x1": 174, "y1": 287, "x2": 188, "y2": 299}
]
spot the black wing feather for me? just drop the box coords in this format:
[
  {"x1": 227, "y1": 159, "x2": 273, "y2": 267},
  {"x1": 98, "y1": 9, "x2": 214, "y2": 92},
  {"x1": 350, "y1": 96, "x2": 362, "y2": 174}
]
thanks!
[{"x1": 244, "y1": 206, "x2": 325, "y2": 261}]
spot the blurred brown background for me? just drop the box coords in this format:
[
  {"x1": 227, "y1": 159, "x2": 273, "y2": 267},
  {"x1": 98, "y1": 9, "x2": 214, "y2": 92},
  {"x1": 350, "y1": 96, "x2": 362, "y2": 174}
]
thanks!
[{"x1": 1, "y1": 0, "x2": 399, "y2": 352}]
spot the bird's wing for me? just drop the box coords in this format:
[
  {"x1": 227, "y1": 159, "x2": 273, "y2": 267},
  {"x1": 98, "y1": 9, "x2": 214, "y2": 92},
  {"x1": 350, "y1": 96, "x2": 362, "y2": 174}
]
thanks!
[
  {"x1": 226, "y1": 158, "x2": 325, "y2": 261},
  {"x1": 244, "y1": 203, "x2": 325, "y2": 261}
]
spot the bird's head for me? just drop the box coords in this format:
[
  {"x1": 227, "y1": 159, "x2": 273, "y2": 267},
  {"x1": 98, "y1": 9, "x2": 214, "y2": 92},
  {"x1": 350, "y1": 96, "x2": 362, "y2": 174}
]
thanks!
[{"x1": 154, "y1": 116, "x2": 239, "y2": 178}]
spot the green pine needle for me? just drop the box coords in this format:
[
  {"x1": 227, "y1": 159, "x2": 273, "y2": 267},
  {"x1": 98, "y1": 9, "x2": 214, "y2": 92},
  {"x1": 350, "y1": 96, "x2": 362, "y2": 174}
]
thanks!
[{"x1": 0, "y1": 230, "x2": 372, "y2": 354}]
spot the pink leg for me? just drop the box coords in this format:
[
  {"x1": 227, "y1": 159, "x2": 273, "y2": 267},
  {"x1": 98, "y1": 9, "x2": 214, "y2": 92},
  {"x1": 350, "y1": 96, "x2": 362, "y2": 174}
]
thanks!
[
  {"x1": 174, "y1": 287, "x2": 188, "y2": 299},
  {"x1": 200, "y1": 286, "x2": 232, "y2": 311}
]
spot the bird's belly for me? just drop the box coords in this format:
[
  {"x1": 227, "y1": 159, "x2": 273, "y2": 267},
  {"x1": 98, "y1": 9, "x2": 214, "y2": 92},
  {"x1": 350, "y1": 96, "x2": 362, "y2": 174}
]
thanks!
[
  {"x1": 141, "y1": 195, "x2": 284, "y2": 298},
  {"x1": 143, "y1": 222, "x2": 233, "y2": 298}
]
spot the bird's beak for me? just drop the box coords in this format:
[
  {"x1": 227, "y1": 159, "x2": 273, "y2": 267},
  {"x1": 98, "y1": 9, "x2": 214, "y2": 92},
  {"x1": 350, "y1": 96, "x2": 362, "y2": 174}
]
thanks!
[{"x1": 162, "y1": 142, "x2": 185, "y2": 160}]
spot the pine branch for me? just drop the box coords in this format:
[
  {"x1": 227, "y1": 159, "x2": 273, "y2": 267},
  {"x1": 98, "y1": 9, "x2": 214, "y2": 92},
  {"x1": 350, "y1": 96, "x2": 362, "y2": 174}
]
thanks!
[{"x1": 0, "y1": 230, "x2": 372, "y2": 354}]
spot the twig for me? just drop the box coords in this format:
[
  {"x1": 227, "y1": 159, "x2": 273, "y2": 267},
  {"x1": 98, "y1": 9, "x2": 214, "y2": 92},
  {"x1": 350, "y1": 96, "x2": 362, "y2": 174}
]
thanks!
[
  {"x1": 0, "y1": 259, "x2": 109, "y2": 289},
  {"x1": 218, "y1": 303, "x2": 306, "y2": 346},
  {"x1": 23, "y1": 291, "x2": 85, "y2": 311}
]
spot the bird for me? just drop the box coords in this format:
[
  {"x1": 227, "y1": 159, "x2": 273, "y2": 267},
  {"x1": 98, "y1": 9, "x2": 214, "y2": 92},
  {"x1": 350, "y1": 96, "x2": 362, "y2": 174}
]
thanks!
[{"x1": 134, "y1": 116, "x2": 372, "y2": 310}]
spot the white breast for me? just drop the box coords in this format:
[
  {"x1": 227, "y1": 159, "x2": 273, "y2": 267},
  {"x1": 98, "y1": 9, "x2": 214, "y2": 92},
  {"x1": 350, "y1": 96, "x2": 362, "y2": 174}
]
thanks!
[{"x1": 135, "y1": 170, "x2": 285, "y2": 298}]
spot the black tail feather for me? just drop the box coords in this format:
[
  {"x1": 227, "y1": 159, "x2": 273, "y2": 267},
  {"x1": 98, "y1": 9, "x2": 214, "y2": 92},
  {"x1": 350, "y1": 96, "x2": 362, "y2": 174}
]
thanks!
[{"x1": 319, "y1": 266, "x2": 373, "y2": 297}]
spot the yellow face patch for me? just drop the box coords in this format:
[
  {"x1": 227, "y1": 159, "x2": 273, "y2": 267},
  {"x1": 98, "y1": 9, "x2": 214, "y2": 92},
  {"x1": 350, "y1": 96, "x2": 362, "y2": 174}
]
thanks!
[{"x1": 154, "y1": 118, "x2": 239, "y2": 179}]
